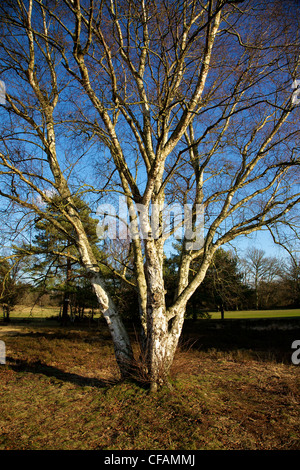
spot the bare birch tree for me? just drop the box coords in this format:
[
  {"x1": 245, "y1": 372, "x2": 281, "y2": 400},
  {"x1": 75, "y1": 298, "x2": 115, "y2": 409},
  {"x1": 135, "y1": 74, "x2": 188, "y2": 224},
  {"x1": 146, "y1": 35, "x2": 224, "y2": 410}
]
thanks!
[
  {"x1": 0, "y1": 0, "x2": 299, "y2": 390},
  {"x1": 241, "y1": 247, "x2": 281, "y2": 309}
]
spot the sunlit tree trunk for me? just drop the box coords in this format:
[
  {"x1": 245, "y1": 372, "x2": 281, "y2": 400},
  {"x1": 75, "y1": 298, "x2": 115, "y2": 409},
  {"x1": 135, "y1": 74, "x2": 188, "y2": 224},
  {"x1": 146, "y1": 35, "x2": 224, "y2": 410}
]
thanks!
[{"x1": 76, "y1": 229, "x2": 134, "y2": 377}]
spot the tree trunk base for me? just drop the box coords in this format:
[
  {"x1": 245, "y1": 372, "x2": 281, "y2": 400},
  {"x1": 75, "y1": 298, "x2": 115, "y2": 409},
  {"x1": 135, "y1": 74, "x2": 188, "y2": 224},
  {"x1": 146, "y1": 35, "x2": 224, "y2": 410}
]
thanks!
[{"x1": 149, "y1": 377, "x2": 174, "y2": 393}]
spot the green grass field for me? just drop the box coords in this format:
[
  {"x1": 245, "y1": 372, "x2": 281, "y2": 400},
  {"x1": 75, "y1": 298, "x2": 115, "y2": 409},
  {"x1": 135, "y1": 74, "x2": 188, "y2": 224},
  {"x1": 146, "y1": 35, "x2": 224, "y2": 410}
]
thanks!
[
  {"x1": 209, "y1": 309, "x2": 300, "y2": 320},
  {"x1": 8, "y1": 305, "x2": 60, "y2": 319},
  {"x1": 6, "y1": 305, "x2": 300, "y2": 321},
  {"x1": 5, "y1": 305, "x2": 300, "y2": 321}
]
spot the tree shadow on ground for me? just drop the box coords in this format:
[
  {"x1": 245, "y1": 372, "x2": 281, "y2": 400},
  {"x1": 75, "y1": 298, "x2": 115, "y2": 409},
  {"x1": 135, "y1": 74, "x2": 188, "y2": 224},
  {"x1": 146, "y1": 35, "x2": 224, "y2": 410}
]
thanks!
[
  {"x1": 1, "y1": 327, "x2": 109, "y2": 342},
  {"x1": 8, "y1": 357, "x2": 117, "y2": 389}
]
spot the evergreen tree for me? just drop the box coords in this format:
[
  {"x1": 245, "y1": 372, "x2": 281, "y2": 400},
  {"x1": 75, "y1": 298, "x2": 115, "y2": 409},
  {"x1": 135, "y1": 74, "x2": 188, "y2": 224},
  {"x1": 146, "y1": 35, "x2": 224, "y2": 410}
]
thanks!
[
  {"x1": 165, "y1": 247, "x2": 252, "y2": 319},
  {"x1": 0, "y1": 258, "x2": 26, "y2": 321},
  {"x1": 16, "y1": 195, "x2": 101, "y2": 324}
]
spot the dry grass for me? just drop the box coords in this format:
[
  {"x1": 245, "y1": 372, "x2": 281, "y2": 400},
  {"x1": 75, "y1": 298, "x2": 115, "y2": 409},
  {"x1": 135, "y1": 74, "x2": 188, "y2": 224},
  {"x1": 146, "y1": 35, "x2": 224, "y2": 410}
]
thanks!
[{"x1": 0, "y1": 319, "x2": 299, "y2": 450}]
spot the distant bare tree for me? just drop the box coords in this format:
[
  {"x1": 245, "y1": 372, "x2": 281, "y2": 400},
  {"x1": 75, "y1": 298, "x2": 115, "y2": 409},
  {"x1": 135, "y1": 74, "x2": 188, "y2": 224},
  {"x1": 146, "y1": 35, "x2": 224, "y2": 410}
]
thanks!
[{"x1": 280, "y1": 255, "x2": 300, "y2": 308}]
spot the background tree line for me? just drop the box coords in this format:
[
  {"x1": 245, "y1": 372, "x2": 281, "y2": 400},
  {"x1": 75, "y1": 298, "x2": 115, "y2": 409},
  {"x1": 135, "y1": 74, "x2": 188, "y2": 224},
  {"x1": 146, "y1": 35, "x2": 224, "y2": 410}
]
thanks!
[{"x1": 1, "y1": 220, "x2": 299, "y2": 322}]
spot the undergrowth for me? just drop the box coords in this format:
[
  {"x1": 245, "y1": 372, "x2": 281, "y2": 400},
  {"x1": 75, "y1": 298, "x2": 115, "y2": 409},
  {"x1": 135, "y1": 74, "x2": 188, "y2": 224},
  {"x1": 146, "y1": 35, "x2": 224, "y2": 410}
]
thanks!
[{"x1": 0, "y1": 321, "x2": 299, "y2": 450}]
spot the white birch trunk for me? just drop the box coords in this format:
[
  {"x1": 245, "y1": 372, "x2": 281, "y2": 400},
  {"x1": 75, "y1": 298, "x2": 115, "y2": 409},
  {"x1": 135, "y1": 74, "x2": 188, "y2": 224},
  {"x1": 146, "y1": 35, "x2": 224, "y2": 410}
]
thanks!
[
  {"x1": 76, "y1": 231, "x2": 134, "y2": 377},
  {"x1": 143, "y1": 236, "x2": 177, "y2": 391},
  {"x1": 91, "y1": 275, "x2": 134, "y2": 376}
]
